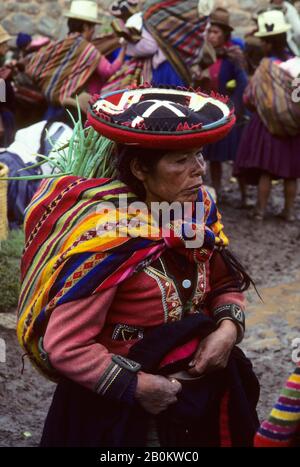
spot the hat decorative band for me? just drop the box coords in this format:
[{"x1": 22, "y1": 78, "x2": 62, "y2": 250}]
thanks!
[{"x1": 87, "y1": 85, "x2": 236, "y2": 150}]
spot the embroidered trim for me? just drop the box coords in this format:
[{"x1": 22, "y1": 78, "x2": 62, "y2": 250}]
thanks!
[
  {"x1": 112, "y1": 324, "x2": 144, "y2": 341},
  {"x1": 112, "y1": 355, "x2": 141, "y2": 372},
  {"x1": 144, "y1": 267, "x2": 169, "y2": 322},
  {"x1": 95, "y1": 362, "x2": 121, "y2": 395},
  {"x1": 190, "y1": 262, "x2": 206, "y2": 312},
  {"x1": 95, "y1": 356, "x2": 140, "y2": 399},
  {"x1": 213, "y1": 303, "x2": 245, "y2": 344}
]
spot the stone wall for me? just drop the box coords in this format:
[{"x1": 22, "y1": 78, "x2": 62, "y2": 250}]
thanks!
[
  {"x1": 0, "y1": 0, "x2": 113, "y2": 39},
  {"x1": 0, "y1": 0, "x2": 293, "y2": 40}
]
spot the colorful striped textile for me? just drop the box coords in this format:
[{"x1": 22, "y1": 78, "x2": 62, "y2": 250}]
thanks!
[
  {"x1": 254, "y1": 366, "x2": 300, "y2": 447},
  {"x1": 25, "y1": 33, "x2": 100, "y2": 105},
  {"x1": 17, "y1": 176, "x2": 227, "y2": 380},
  {"x1": 245, "y1": 57, "x2": 300, "y2": 137},
  {"x1": 143, "y1": 0, "x2": 209, "y2": 85},
  {"x1": 101, "y1": 57, "x2": 153, "y2": 94}
]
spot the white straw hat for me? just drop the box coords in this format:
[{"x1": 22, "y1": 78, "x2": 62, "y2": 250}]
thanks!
[
  {"x1": 0, "y1": 25, "x2": 12, "y2": 45},
  {"x1": 64, "y1": 1, "x2": 103, "y2": 24},
  {"x1": 255, "y1": 9, "x2": 291, "y2": 37}
]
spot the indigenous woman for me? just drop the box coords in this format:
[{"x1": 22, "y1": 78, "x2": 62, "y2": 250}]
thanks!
[
  {"x1": 201, "y1": 8, "x2": 249, "y2": 201},
  {"x1": 17, "y1": 86, "x2": 259, "y2": 447},
  {"x1": 234, "y1": 10, "x2": 300, "y2": 221}
]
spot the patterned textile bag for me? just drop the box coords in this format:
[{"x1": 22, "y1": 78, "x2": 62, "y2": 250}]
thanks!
[
  {"x1": 143, "y1": 0, "x2": 211, "y2": 84},
  {"x1": 246, "y1": 57, "x2": 300, "y2": 137},
  {"x1": 24, "y1": 33, "x2": 100, "y2": 105},
  {"x1": 101, "y1": 57, "x2": 153, "y2": 94}
]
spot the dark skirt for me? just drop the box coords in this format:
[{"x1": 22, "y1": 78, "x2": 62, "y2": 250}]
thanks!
[
  {"x1": 41, "y1": 315, "x2": 259, "y2": 447},
  {"x1": 234, "y1": 113, "x2": 300, "y2": 184},
  {"x1": 40, "y1": 348, "x2": 259, "y2": 448},
  {"x1": 204, "y1": 120, "x2": 245, "y2": 163}
]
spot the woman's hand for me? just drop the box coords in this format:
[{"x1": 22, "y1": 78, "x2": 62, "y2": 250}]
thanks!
[
  {"x1": 188, "y1": 320, "x2": 237, "y2": 376},
  {"x1": 135, "y1": 372, "x2": 182, "y2": 415}
]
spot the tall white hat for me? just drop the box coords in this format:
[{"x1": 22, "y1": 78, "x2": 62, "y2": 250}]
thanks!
[
  {"x1": 255, "y1": 9, "x2": 291, "y2": 37},
  {"x1": 64, "y1": 1, "x2": 102, "y2": 24}
]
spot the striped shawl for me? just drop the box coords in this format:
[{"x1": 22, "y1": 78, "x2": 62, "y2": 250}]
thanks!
[
  {"x1": 25, "y1": 33, "x2": 101, "y2": 105},
  {"x1": 143, "y1": 0, "x2": 209, "y2": 84}
]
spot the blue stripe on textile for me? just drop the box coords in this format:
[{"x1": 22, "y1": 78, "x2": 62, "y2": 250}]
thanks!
[
  {"x1": 47, "y1": 251, "x2": 93, "y2": 302},
  {"x1": 259, "y1": 427, "x2": 292, "y2": 441},
  {"x1": 47, "y1": 237, "x2": 154, "y2": 304},
  {"x1": 52, "y1": 237, "x2": 156, "y2": 307},
  {"x1": 173, "y1": 23, "x2": 203, "y2": 48},
  {"x1": 275, "y1": 403, "x2": 300, "y2": 413},
  {"x1": 58, "y1": 251, "x2": 132, "y2": 303}
]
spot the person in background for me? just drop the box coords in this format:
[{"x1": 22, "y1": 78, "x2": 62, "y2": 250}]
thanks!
[
  {"x1": 234, "y1": 9, "x2": 300, "y2": 221},
  {"x1": 0, "y1": 25, "x2": 15, "y2": 147},
  {"x1": 23, "y1": 1, "x2": 125, "y2": 119},
  {"x1": 271, "y1": 0, "x2": 300, "y2": 55},
  {"x1": 201, "y1": 8, "x2": 249, "y2": 203},
  {"x1": 101, "y1": 0, "x2": 213, "y2": 93}
]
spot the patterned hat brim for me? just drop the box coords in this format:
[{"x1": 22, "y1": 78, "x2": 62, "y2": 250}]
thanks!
[
  {"x1": 87, "y1": 86, "x2": 236, "y2": 149},
  {"x1": 88, "y1": 111, "x2": 236, "y2": 149}
]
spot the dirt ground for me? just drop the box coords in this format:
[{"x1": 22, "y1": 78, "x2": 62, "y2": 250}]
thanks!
[{"x1": 0, "y1": 164, "x2": 300, "y2": 447}]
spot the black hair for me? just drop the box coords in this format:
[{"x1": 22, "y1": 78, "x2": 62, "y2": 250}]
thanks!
[
  {"x1": 67, "y1": 18, "x2": 95, "y2": 34},
  {"x1": 261, "y1": 32, "x2": 290, "y2": 61},
  {"x1": 114, "y1": 144, "x2": 168, "y2": 200},
  {"x1": 206, "y1": 248, "x2": 260, "y2": 302}
]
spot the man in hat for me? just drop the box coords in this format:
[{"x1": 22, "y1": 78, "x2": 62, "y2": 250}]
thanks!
[{"x1": 23, "y1": 1, "x2": 125, "y2": 113}]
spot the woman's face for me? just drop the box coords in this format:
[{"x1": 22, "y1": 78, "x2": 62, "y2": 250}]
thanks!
[
  {"x1": 83, "y1": 23, "x2": 95, "y2": 42},
  {"x1": 131, "y1": 149, "x2": 206, "y2": 204},
  {"x1": 207, "y1": 25, "x2": 226, "y2": 49},
  {"x1": 260, "y1": 39, "x2": 272, "y2": 56}
]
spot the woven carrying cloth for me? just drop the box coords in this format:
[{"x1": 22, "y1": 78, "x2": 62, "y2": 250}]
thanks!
[
  {"x1": 24, "y1": 33, "x2": 100, "y2": 105},
  {"x1": 88, "y1": 86, "x2": 235, "y2": 149},
  {"x1": 143, "y1": 0, "x2": 211, "y2": 84},
  {"x1": 245, "y1": 57, "x2": 300, "y2": 137},
  {"x1": 17, "y1": 176, "x2": 228, "y2": 380}
]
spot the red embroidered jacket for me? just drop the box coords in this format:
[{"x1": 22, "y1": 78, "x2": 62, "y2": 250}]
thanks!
[{"x1": 44, "y1": 250, "x2": 245, "y2": 399}]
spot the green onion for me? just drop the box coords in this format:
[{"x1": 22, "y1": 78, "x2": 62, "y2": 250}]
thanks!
[{"x1": 1, "y1": 97, "x2": 116, "y2": 182}]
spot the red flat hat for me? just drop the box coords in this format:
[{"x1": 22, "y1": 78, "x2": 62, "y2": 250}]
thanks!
[{"x1": 87, "y1": 85, "x2": 236, "y2": 150}]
